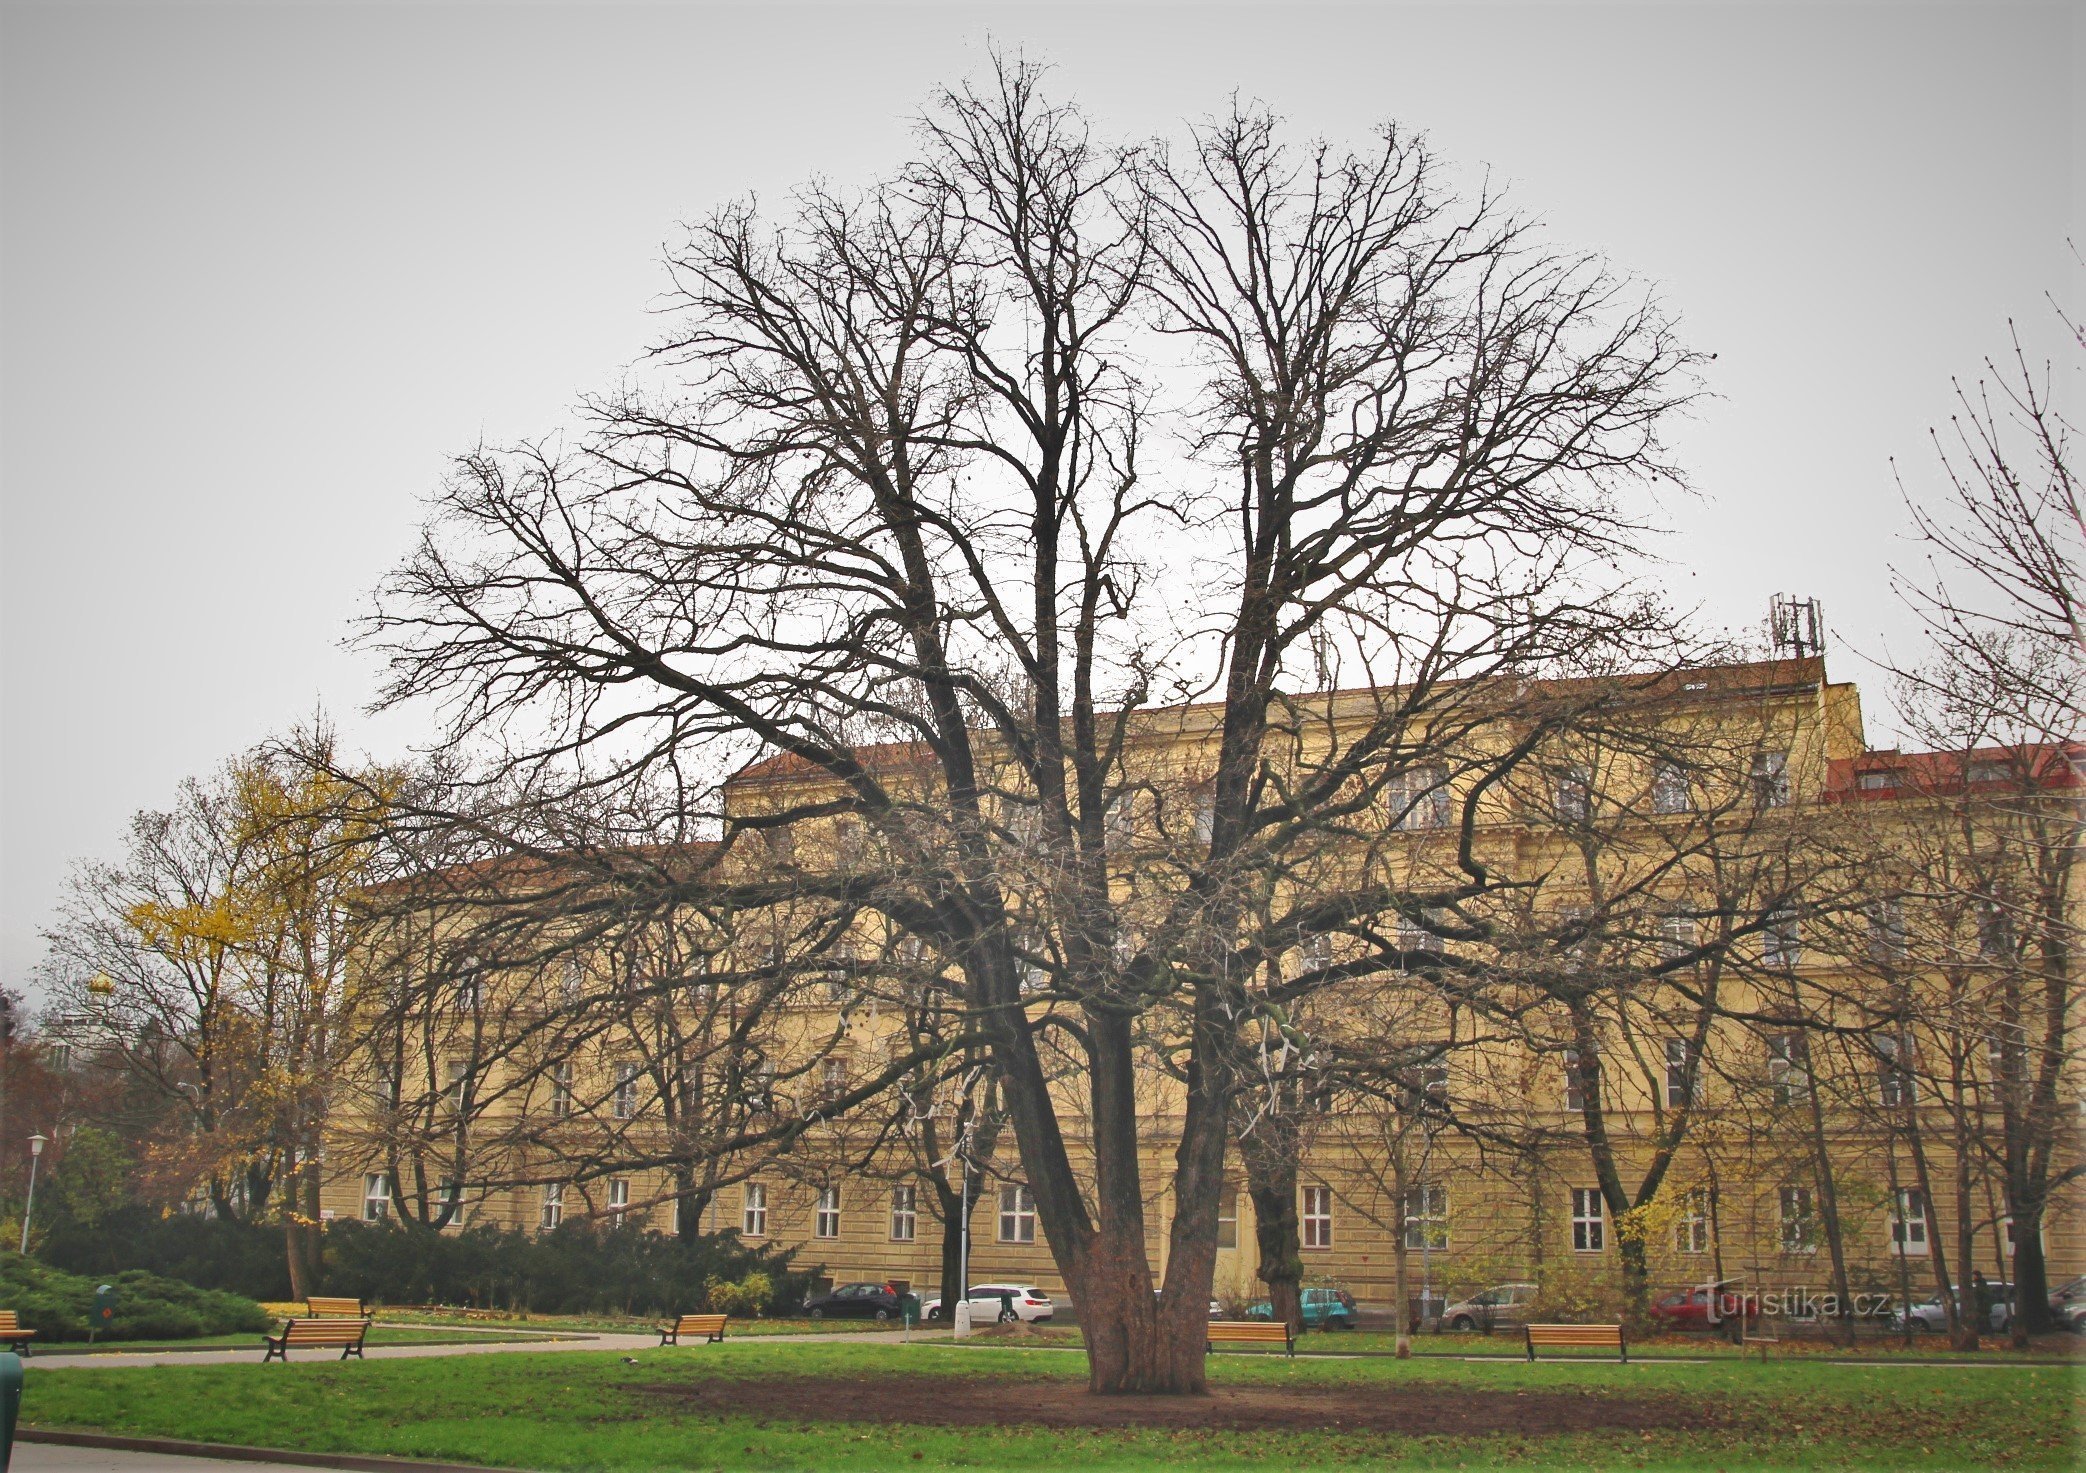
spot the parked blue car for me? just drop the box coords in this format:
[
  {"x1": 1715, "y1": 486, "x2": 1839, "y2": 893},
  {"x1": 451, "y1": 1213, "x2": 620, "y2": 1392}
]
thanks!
[{"x1": 1246, "y1": 1286, "x2": 1357, "y2": 1329}]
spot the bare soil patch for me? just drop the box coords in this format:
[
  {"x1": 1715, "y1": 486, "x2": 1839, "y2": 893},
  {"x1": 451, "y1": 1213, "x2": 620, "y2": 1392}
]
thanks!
[{"x1": 635, "y1": 1371, "x2": 1726, "y2": 1436}]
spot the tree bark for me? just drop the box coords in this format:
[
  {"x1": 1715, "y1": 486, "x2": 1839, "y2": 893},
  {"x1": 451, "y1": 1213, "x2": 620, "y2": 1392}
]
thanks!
[{"x1": 1240, "y1": 1132, "x2": 1303, "y2": 1336}]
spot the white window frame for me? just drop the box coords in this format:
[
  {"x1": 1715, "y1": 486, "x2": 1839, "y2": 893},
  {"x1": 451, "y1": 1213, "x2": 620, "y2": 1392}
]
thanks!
[
  {"x1": 1651, "y1": 759, "x2": 1692, "y2": 815},
  {"x1": 540, "y1": 1182, "x2": 564, "y2": 1230},
  {"x1": 435, "y1": 1177, "x2": 469, "y2": 1228},
  {"x1": 1562, "y1": 1047, "x2": 1587, "y2": 1112},
  {"x1": 1402, "y1": 1183, "x2": 1448, "y2": 1250},
  {"x1": 1751, "y1": 750, "x2": 1790, "y2": 808},
  {"x1": 607, "y1": 1178, "x2": 630, "y2": 1224},
  {"x1": 1768, "y1": 1031, "x2": 1810, "y2": 1104},
  {"x1": 1674, "y1": 1188, "x2": 1709, "y2": 1254},
  {"x1": 1779, "y1": 1185, "x2": 1817, "y2": 1252},
  {"x1": 1877, "y1": 1033, "x2": 1917, "y2": 1107},
  {"x1": 998, "y1": 1184, "x2": 1037, "y2": 1244},
  {"x1": 1217, "y1": 1184, "x2": 1238, "y2": 1249},
  {"x1": 1762, "y1": 908, "x2": 1801, "y2": 970},
  {"x1": 549, "y1": 1060, "x2": 573, "y2": 1119},
  {"x1": 613, "y1": 1061, "x2": 640, "y2": 1120},
  {"x1": 1890, "y1": 1187, "x2": 1930, "y2": 1256},
  {"x1": 890, "y1": 1184, "x2": 917, "y2": 1242},
  {"x1": 445, "y1": 1058, "x2": 469, "y2": 1114},
  {"x1": 1664, "y1": 1038, "x2": 1698, "y2": 1107},
  {"x1": 1391, "y1": 764, "x2": 1452, "y2": 831},
  {"x1": 815, "y1": 1185, "x2": 841, "y2": 1239},
  {"x1": 1556, "y1": 763, "x2": 1593, "y2": 823},
  {"x1": 742, "y1": 1182, "x2": 768, "y2": 1238},
  {"x1": 362, "y1": 1172, "x2": 392, "y2": 1222},
  {"x1": 1571, "y1": 1187, "x2": 1605, "y2": 1253},
  {"x1": 1301, "y1": 1185, "x2": 1333, "y2": 1250}
]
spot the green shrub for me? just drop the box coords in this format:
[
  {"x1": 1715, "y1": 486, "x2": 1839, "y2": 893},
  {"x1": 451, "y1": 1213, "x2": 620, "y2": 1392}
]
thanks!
[
  {"x1": 0, "y1": 1252, "x2": 268, "y2": 1341},
  {"x1": 319, "y1": 1219, "x2": 810, "y2": 1318}
]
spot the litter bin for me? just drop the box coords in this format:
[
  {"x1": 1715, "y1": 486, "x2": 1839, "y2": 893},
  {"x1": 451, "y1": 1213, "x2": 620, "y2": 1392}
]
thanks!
[
  {"x1": 899, "y1": 1293, "x2": 920, "y2": 1328},
  {"x1": 0, "y1": 1349, "x2": 22, "y2": 1472},
  {"x1": 90, "y1": 1285, "x2": 117, "y2": 1344}
]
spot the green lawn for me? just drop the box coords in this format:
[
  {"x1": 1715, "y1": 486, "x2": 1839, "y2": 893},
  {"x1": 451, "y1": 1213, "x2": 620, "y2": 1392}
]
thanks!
[{"x1": 20, "y1": 1337, "x2": 2082, "y2": 1469}]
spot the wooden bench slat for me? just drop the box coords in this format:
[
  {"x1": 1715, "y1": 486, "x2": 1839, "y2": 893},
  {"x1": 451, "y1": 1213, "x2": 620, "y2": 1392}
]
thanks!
[
  {"x1": 658, "y1": 1313, "x2": 730, "y2": 1346},
  {"x1": 306, "y1": 1297, "x2": 365, "y2": 1318},
  {"x1": 264, "y1": 1317, "x2": 372, "y2": 1362},
  {"x1": 0, "y1": 1309, "x2": 34, "y2": 1356},
  {"x1": 1524, "y1": 1322, "x2": 1627, "y2": 1362},
  {"x1": 1207, "y1": 1320, "x2": 1293, "y2": 1356}
]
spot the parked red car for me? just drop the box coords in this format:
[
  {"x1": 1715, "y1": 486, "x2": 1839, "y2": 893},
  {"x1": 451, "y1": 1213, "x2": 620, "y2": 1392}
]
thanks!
[{"x1": 1649, "y1": 1284, "x2": 1758, "y2": 1333}]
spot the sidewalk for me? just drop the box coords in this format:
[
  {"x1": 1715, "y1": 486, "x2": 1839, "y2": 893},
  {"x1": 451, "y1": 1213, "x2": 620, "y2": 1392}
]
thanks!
[{"x1": 22, "y1": 1326, "x2": 908, "y2": 1370}]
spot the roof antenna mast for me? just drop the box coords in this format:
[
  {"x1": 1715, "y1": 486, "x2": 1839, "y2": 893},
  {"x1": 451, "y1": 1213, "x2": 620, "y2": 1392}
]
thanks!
[{"x1": 1769, "y1": 594, "x2": 1824, "y2": 659}]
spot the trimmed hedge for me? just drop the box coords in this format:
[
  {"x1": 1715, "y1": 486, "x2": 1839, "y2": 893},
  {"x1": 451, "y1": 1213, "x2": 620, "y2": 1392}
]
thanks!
[
  {"x1": 38, "y1": 1207, "x2": 290, "y2": 1301},
  {"x1": 320, "y1": 1218, "x2": 814, "y2": 1318},
  {"x1": 0, "y1": 1253, "x2": 269, "y2": 1341}
]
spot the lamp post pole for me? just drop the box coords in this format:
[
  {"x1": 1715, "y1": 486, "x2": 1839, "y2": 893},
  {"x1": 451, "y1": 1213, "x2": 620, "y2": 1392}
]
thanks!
[{"x1": 19, "y1": 1135, "x2": 48, "y2": 1254}]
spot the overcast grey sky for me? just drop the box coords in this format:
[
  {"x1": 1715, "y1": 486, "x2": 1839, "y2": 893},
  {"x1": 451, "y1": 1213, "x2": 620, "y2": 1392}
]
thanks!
[{"x1": 1, "y1": 0, "x2": 2078, "y2": 1002}]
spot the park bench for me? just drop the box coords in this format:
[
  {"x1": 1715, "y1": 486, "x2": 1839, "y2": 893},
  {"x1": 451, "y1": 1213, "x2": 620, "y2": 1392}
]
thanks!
[
  {"x1": 1523, "y1": 1322, "x2": 1627, "y2": 1363},
  {"x1": 0, "y1": 1310, "x2": 36, "y2": 1356},
  {"x1": 1207, "y1": 1320, "x2": 1294, "y2": 1356},
  {"x1": 263, "y1": 1316, "x2": 372, "y2": 1362},
  {"x1": 305, "y1": 1296, "x2": 366, "y2": 1319},
  {"x1": 658, "y1": 1313, "x2": 730, "y2": 1346}
]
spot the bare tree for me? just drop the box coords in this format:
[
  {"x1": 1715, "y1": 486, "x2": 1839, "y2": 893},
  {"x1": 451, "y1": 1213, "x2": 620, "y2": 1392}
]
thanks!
[
  {"x1": 1886, "y1": 283, "x2": 2084, "y2": 1339},
  {"x1": 368, "y1": 61, "x2": 1698, "y2": 1392}
]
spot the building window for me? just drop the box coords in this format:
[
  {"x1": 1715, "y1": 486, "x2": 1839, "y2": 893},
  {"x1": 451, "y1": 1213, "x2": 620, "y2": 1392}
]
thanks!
[
  {"x1": 1856, "y1": 769, "x2": 1899, "y2": 793},
  {"x1": 820, "y1": 1055, "x2": 849, "y2": 1104},
  {"x1": 1402, "y1": 1183, "x2": 1448, "y2": 1250},
  {"x1": 1876, "y1": 1034, "x2": 1917, "y2": 1107},
  {"x1": 1967, "y1": 759, "x2": 2009, "y2": 785},
  {"x1": 613, "y1": 1062, "x2": 640, "y2": 1120},
  {"x1": 1767, "y1": 1031, "x2": 1810, "y2": 1104},
  {"x1": 1562, "y1": 1048, "x2": 1588, "y2": 1112},
  {"x1": 1217, "y1": 1185, "x2": 1238, "y2": 1250},
  {"x1": 742, "y1": 1183, "x2": 768, "y2": 1238},
  {"x1": 1890, "y1": 1187, "x2": 1929, "y2": 1256},
  {"x1": 549, "y1": 1060, "x2": 573, "y2": 1119},
  {"x1": 1556, "y1": 763, "x2": 1593, "y2": 823},
  {"x1": 890, "y1": 1185, "x2": 917, "y2": 1242},
  {"x1": 1571, "y1": 1188, "x2": 1605, "y2": 1253},
  {"x1": 815, "y1": 1186, "x2": 841, "y2": 1239},
  {"x1": 453, "y1": 957, "x2": 483, "y2": 1012},
  {"x1": 607, "y1": 1178, "x2": 631, "y2": 1225},
  {"x1": 1651, "y1": 759, "x2": 1692, "y2": 815},
  {"x1": 445, "y1": 1059, "x2": 469, "y2": 1114},
  {"x1": 1674, "y1": 1188, "x2": 1709, "y2": 1254},
  {"x1": 362, "y1": 1173, "x2": 392, "y2": 1222},
  {"x1": 1301, "y1": 1185, "x2": 1333, "y2": 1250},
  {"x1": 435, "y1": 1177, "x2": 468, "y2": 1227},
  {"x1": 540, "y1": 1182, "x2": 564, "y2": 1230},
  {"x1": 1751, "y1": 750, "x2": 1790, "y2": 808},
  {"x1": 1658, "y1": 913, "x2": 1697, "y2": 970},
  {"x1": 1664, "y1": 1039, "x2": 1697, "y2": 1107},
  {"x1": 1868, "y1": 898, "x2": 1907, "y2": 962},
  {"x1": 558, "y1": 958, "x2": 584, "y2": 1005},
  {"x1": 1762, "y1": 908, "x2": 1801, "y2": 970},
  {"x1": 1390, "y1": 764, "x2": 1451, "y2": 830},
  {"x1": 1779, "y1": 1186, "x2": 1816, "y2": 1252},
  {"x1": 998, "y1": 1184, "x2": 1037, "y2": 1244}
]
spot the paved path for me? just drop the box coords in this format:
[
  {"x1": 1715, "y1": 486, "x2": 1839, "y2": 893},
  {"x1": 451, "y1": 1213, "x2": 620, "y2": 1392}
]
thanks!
[{"x1": 23, "y1": 1328, "x2": 917, "y2": 1371}]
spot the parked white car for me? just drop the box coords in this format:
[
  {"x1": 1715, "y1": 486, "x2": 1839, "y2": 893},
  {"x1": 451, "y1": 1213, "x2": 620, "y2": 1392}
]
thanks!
[{"x1": 920, "y1": 1283, "x2": 1055, "y2": 1323}]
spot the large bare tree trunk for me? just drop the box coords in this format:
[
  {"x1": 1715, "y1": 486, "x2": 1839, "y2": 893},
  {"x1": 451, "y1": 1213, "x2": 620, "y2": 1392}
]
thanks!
[{"x1": 1240, "y1": 1131, "x2": 1302, "y2": 1336}]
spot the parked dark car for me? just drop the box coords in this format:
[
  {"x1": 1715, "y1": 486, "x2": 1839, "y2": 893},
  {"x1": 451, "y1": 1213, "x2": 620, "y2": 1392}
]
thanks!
[{"x1": 802, "y1": 1281, "x2": 906, "y2": 1321}]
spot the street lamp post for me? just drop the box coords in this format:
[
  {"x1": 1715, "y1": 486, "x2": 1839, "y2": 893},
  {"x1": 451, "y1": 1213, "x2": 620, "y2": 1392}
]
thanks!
[{"x1": 18, "y1": 1135, "x2": 48, "y2": 1254}]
